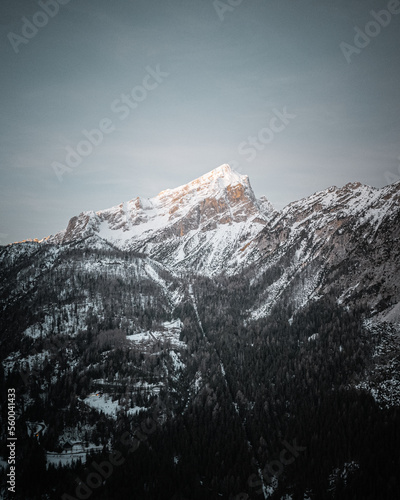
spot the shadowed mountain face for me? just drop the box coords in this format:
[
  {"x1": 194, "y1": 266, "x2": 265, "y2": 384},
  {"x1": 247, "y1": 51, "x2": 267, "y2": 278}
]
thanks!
[{"x1": 1, "y1": 166, "x2": 400, "y2": 499}]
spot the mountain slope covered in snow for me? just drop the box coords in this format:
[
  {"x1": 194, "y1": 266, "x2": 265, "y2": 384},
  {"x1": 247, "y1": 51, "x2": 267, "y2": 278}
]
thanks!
[{"x1": 1, "y1": 165, "x2": 400, "y2": 499}]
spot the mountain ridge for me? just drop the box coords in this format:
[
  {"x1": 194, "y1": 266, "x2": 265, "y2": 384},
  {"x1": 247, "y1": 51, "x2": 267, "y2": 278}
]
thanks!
[{"x1": 5, "y1": 166, "x2": 399, "y2": 282}]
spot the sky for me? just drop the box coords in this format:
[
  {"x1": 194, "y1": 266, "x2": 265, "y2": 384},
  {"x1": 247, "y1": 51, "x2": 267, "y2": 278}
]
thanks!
[{"x1": 1, "y1": 0, "x2": 400, "y2": 244}]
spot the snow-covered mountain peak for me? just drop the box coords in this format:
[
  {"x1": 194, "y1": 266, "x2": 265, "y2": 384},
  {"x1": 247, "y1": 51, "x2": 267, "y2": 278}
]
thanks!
[
  {"x1": 199, "y1": 163, "x2": 248, "y2": 187},
  {"x1": 155, "y1": 163, "x2": 251, "y2": 204},
  {"x1": 48, "y1": 165, "x2": 269, "y2": 274}
]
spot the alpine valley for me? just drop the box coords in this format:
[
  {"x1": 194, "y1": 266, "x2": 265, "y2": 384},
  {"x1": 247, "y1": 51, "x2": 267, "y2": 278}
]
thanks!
[{"x1": 1, "y1": 164, "x2": 400, "y2": 500}]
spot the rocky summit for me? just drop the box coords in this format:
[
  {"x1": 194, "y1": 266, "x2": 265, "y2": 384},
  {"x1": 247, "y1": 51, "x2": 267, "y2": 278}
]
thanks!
[{"x1": 47, "y1": 164, "x2": 272, "y2": 274}]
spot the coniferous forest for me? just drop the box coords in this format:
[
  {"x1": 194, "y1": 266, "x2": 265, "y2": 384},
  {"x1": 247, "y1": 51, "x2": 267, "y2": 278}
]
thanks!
[{"x1": 1, "y1": 241, "x2": 400, "y2": 499}]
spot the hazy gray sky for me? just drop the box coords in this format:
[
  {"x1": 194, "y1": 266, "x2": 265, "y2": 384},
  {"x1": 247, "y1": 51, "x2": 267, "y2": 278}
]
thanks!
[{"x1": 1, "y1": 0, "x2": 400, "y2": 244}]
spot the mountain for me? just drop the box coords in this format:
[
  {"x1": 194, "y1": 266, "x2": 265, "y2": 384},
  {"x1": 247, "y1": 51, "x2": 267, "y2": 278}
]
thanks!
[
  {"x1": 1, "y1": 166, "x2": 400, "y2": 499},
  {"x1": 243, "y1": 179, "x2": 400, "y2": 322},
  {"x1": 47, "y1": 164, "x2": 273, "y2": 275},
  {"x1": 42, "y1": 165, "x2": 399, "y2": 318}
]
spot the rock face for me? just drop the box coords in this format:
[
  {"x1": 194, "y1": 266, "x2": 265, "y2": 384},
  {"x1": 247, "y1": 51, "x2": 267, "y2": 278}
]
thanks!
[{"x1": 49, "y1": 164, "x2": 272, "y2": 274}]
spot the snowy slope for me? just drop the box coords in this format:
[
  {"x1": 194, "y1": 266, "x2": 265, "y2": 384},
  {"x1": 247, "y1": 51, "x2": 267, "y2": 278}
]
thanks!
[{"x1": 243, "y1": 180, "x2": 400, "y2": 321}]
